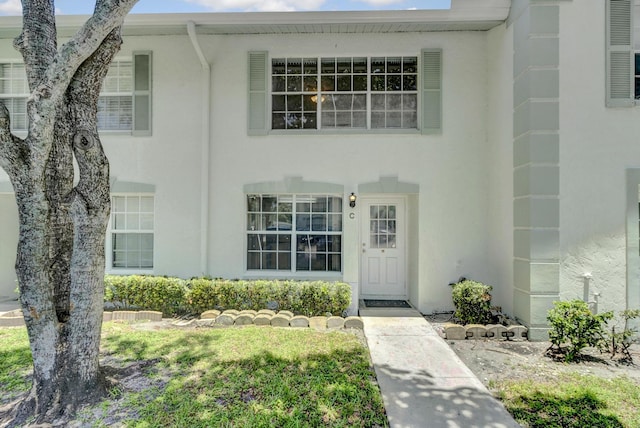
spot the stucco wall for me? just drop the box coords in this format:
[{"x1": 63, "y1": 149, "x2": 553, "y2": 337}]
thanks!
[
  {"x1": 0, "y1": 28, "x2": 513, "y2": 315},
  {"x1": 198, "y1": 31, "x2": 497, "y2": 314},
  {"x1": 486, "y1": 21, "x2": 515, "y2": 315},
  {"x1": 102, "y1": 35, "x2": 204, "y2": 279},
  {"x1": 558, "y1": 1, "x2": 640, "y2": 315}
]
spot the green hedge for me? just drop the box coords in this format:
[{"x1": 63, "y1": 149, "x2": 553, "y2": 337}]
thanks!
[
  {"x1": 104, "y1": 275, "x2": 352, "y2": 317},
  {"x1": 104, "y1": 275, "x2": 189, "y2": 316},
  {"x1": 188, "y1": 279, "x2": 352, "y2": 317}
]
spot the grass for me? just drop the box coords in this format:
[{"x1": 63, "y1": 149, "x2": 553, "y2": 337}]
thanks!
[
  {"x1": 494, "y1": 372, "x2": 640, "y2": 428},
  {"x1": 0, "y1": 328, "x2": 32, "y2": 401},
  {"x1": 0, "y1": 324, "x2": 387, "y2": 427}
]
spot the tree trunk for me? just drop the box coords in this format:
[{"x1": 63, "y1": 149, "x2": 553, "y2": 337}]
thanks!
[{"x1": 0, "y1": 1, "x2": 138, "y2": 425}]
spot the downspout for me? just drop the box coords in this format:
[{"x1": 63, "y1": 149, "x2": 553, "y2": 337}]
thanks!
[{"x1": 187, "y1": 21, "x2": 211, "y2": 275}]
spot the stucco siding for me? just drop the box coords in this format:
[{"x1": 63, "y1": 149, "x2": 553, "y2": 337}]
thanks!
[{"x1": 559, "y1": 1, "x2": 640, "y2": 315}]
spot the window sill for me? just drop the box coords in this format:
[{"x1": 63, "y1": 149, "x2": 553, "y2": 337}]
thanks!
[
  {"x1": 267, "y1": 128, "x2": 421, "y2": 136},
  {"x1": 107, "y1": 268, "x2": 154, "y2": 275}
]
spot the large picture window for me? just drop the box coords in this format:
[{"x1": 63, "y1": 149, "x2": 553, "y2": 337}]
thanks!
[
  {"x1": 271, "y1": 56, "x2": 417, "y2": 130},
  {"x1": 247, "y1": 194, "x2": 342, "y2": 272},
  {"x1": 110, "y1": 195, "x2": 154, "y2": 269}
]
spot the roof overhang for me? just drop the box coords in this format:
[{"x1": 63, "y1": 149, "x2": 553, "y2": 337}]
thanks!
[{"x1": 0, "y1": 0, "x2": 511, "y2": 39}]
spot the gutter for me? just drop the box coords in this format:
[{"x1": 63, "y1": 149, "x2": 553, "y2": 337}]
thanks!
[{"x1": 187, "y1": 20, "x2": 211, "y2": 276}]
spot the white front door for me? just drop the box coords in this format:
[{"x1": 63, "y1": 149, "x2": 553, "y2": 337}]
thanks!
[{"x1": 361, "y1": 197, "x2": 406, "y2": 298}]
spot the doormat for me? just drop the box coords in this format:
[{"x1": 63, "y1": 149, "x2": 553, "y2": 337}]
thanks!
[{"x1": 364, "y1": 299, "x2": 412, "y2": 308}]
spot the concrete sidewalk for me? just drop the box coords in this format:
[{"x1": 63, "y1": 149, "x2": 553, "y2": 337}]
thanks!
[
  {"x1": 360, "y1": 307, "x2": 520, "y2": 428},
  {"x1": 0, "y1": 298, "x2": 19, "y2": 316}
]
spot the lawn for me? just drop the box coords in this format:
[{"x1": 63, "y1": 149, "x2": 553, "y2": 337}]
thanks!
[
  {"x1": 494, "y1": 373, "x2": 640, "y2": 428},
  {"x1": 0, "y1": 324, "x2": 388, "y2": 427}
]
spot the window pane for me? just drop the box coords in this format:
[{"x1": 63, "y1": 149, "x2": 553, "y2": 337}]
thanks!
[
  {"x1": 247, "y1": 252, "x2": 261, "y2": 269},
  {"x1": 278, "y1": 253, "x2": 291, "y2": 270},
  {"x1": 311, "y1": 254, "x2": 327, "y2": 271},
  {"x1": 312, "y1": 196, "x2": 327, "y2": 212},
  {"x1": 262, "y1": 195, "x2": 277, "y2": 212},
  {"x1": 247, "y1": 195, "x2": 261, "y2": 212},
  {"x1": 110, "y1": 196, "x2": 154, "y2": 269},
  {"x1": 126, "y1": 213, "x2": 140, "y2": 230},
  {"x1": 296, "y1": 214, "x2": 311, "y2": 231},
  {"x1": 321, "y1": 75, "x2": 335, "y2": 91},
  {"x1": 272, "y1": 76, "x2": 286, "y2": 92},
  {"x1": 248, "y1": 234, "x2": 260, "y2": 251},
  {"x1": 303, "y1": 76, "x2": 317, "y2": 92},
  {"x1": 312, "y1": 214, "x2": 327, "y2": 231},
  {"x1": 140, "y1": 214, "x2": 154, "y2": 230},
  {"x1": 262, "y1": 252, "x2": 277, "y2": 270}
]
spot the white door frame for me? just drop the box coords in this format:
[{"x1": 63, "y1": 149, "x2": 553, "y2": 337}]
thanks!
[{"x1": 359, "y1": 195, "x2": 408, "y2": 299}]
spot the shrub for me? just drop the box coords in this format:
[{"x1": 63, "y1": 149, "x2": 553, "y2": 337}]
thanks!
[
  {"x1": 605, "y1": 309, "x2": 640, "y2": 361},
  {"x1": 450, "y1": 279, "x2": 493, "y2": 325},
  {"x1": 547, "y1": 300, "x2": 613, "y2": 362},
  {"x1": 104, "y1": 275, "x2": 189, "y2": 317},
  {"x1": 188, "y1": 278, "x2": 351, "y2": 316}
]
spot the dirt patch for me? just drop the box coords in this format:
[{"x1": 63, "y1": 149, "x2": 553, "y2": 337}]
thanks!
[{"x1": 425, "y1": 313, "x2": 640, "y2": 388}]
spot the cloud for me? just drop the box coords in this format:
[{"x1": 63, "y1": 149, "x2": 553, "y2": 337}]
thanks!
[
  {"x1": 185, "y1": 0, "x2": 326, "y2": 12},
  {"x1": 0, "y1": 0, "x2": 21, "y2": 15}
]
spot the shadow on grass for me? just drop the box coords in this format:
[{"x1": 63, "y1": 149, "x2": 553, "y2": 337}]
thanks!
[
  {"x1": 506, "y1": 390, "x2": 624, "y2": 428},
  {"x1": 97, "y1": 328, "x2": 388, "y2": 427}
]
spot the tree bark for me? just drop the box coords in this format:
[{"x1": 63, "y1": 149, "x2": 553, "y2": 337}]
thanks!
[{"x1": 0, "y1": 1, "x2": 138, "y2": 425}]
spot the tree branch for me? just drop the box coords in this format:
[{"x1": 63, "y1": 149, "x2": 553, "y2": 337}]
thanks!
[
  {"x1": 0, "y1": 103, "x2": 28, "y2": 181},
  {"x1": 15, "y1": 0, "x2": 57, "y2": 91},
  {"x1": 67, "y1": 28, "x2": 122, "y2": 214},
  {"x1": 24, "y1": 0, "x2": 139, "y2": 161}
]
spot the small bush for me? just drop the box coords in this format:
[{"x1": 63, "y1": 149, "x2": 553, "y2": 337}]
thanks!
[
  {"x1": 188, "y1": 278, "x2": 351, "y2": 316},
  {"x1": 547, "y1": 300, "x2": 613, "y2": 362},
  {"x1": 605, "y1": 309, "x2": 640, "y2": 361},
  {"x1": 104, "y1": 275, "x2": 189, "y2": 317},
  {"x1": 450, "y1": 279, "x2": 493, "y2": 325}
]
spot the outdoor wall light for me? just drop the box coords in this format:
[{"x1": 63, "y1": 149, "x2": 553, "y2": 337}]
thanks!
[{"x1": 349, "y1": 193, "x2": 357, "y2": 208}]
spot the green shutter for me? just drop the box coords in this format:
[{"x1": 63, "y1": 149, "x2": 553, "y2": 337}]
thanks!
[
  {"x1": 248, "y1": 51, "x2": 268, "y2": 136},
  {"x1": 132, "y1": 51, "x2": 152, "y2": 135},
  {"x1": 421, "y1": 49, "x2": 442, "y2": 134},
  {"x1": 606, "y1": 0, "x2": 634, "y2": 107}
]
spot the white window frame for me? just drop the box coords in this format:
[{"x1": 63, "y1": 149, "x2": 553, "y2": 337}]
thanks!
[
  {"x1": 106, "y1": 193, "x2": 155, "y2": 273},
  {"x1": 0, "y1": 53, "x2": 151, "y2": 134},
  {"x1": 246, "y1": 194, "x2": 343, "y2": 275},
  {"x1": 97, "y1": 59, "x2": 133, "y2": 132},
  {"x1": 0, "y1": 62, "x2": 28, "y2": 132},
  {"x1": 270, "y1": 56, "x2": 418, "y2": 132}
]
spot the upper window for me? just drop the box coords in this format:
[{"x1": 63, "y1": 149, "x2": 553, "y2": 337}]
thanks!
[
  {"x1": 98, "y1": 60, "x2": 133, "y2": 131},
  {"x1": 110, "y1": 195, "x2": 154, "y2": 269},
  {"x1": 246, "y1": 194, "x2": 342, "y2": 272},
  {"x1": 0, "y1": 52, "x2": 152, "y2": 134},
  {"x1": 0, "y1": 63, "x2": 27, "y2": 131},
  {"x1": 271, "y1": 56, "x2": 418, "y2": 130}
]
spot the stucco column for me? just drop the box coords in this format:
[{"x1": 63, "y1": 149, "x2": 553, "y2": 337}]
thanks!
[{"x1": 511, "y1": 0, "x2": 561, "y2": 340}]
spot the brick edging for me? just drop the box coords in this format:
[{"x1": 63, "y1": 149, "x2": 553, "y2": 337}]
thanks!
[
  {"x1": 444, "y1": 323, "x2": 528, "y2": 341},
  {"x1": 1, "y1": 309, "x2": 364, "y2": 330}
]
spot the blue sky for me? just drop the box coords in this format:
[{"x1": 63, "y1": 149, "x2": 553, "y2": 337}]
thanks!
[{"x1": 0, "y1": 0, "x2": 451, "y2": 15}]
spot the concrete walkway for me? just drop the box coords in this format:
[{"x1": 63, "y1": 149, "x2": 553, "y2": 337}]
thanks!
[
  {"x1": 360, "y1": 307, "x2": 520, "y2": 428},
  {"x1": 0, "y1": 298, "x2": 19, "y2": 316}
]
